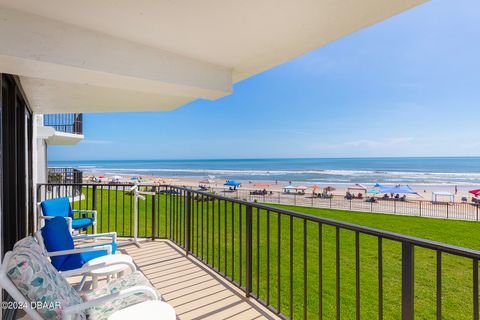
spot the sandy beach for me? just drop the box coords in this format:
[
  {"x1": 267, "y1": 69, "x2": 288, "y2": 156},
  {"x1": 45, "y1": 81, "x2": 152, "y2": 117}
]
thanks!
[{"x1": 84, "y1": 173, "x2": 479, "y2": 203}]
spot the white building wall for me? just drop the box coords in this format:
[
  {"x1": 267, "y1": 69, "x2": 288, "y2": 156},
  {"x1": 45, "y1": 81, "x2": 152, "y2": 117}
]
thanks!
[
  {"x1": 33, "y1": 114, "x2": 49, "y2": 185},
  {"x1": 36, "y1": 139, "x2": 48, "y2": 184}
]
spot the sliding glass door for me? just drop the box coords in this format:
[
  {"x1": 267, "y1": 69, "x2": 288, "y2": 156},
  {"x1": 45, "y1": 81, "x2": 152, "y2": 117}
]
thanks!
[{"x1": 0, "y1": 74, "x2": 33, "y2": 257}]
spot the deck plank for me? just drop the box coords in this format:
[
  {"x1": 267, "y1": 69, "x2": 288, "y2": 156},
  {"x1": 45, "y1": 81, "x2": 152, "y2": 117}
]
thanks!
[{"x1": 121, "y1": 240, "x2": 279, "y2": 320}]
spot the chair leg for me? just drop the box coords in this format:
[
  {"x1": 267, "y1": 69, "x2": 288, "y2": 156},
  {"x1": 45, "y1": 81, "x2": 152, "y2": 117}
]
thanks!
[
  {"x1": 92, "y1": 276, "x2": 99, "y2": 289},
  {"x1": 77, "y1": 275, "x2": 87, "y2": 291},
  {"x1": 93, "y1": 223, "x2": 98, "y2": 241}
]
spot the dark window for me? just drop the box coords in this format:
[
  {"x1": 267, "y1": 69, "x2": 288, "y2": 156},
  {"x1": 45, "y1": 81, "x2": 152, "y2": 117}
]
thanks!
[{"x1": 0, "y1": 74, "x2": 33, "y2": 256}]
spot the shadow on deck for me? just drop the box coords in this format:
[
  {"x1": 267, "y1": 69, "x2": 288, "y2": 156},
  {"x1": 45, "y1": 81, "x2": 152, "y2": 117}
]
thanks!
[{"x1": 121, "y1": 240, "x2": 279, "y2": 320}]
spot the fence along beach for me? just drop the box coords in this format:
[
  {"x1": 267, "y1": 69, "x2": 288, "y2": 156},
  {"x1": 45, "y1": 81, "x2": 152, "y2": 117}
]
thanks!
[{"x1": 46, "y1": 158, "x2": 480, "y2": 222}]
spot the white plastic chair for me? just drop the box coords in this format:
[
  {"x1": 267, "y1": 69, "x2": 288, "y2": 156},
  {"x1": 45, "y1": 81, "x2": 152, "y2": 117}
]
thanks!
[
  {"x1": 37, "y1": 199, "x2": 97, "y2": 235},
  {"x1": 0, "y1": 237, "x2": 176, "y2": 320}
]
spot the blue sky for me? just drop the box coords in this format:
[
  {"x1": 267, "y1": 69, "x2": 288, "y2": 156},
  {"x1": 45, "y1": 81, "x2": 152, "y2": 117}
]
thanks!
[{"x1": 50, "y1": 0, "x2": 480, "y2": 161}]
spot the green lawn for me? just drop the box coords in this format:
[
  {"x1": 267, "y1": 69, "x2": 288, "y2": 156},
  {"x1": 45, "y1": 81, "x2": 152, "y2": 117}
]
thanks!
[{"x1": 73, "y1": 187, "x2": 480, "y2": 319}]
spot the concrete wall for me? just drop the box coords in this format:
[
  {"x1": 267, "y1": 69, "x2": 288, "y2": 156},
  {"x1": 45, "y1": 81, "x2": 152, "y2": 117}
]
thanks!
[{"x1": 36, "y1": 139, "x2": 48, "y2": 184}]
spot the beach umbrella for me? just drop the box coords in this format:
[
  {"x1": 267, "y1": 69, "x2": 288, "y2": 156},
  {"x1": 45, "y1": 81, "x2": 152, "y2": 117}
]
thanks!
[
  {"x1": 283, "y1": 185, "x2": 296, "y2": 189},
  {"x1": 309, "y1": 185, "x2": 321, "y2": 190},
  {"x1": 112, "y1": 175, "x2": 122, "y2": 180},
  {"x1": 98, "y1": 175, "x2": 106, "y2": 179},
  {"x1": 367, "y1": 189, "x2": 380, "y2": 194},
  {"x1": 469, "y1": 189, "x2": 480, "y2": 196},
  {"x1": 130, "y1": 177, "x2": 139, "y2": 181},
  {"x1": 296, "y1": 186, "x2": 308, "y2": 190},
  {"x1": 254, "y1": 183, "x2": 272, "y2": 187},
  {"x1": 324, "y1": 186, "x2": 336, "y2": 192}
]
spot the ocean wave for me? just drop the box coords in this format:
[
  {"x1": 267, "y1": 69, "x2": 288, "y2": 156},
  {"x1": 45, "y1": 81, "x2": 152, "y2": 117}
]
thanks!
[{"x1": 81, "y1": 167, "x2": 480, "y2": 178}]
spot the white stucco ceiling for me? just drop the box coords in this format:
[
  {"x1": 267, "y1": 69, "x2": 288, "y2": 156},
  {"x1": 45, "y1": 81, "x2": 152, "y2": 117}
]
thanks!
[{"x1": 0, "y1": 0, "x2": 427, "y2": 113}]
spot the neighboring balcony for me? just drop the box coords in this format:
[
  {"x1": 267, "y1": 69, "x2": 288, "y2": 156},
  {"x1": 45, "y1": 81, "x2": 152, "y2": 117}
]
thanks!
[
  {"x1": 40, "y1": 113, "x2": 84, "y2": 145},
  {"x1": 46, "y1": 168, "x2": 84, "y2": 200},
  {"x1": 48, "y1": 167, "x2": 83, "y2": 184}
]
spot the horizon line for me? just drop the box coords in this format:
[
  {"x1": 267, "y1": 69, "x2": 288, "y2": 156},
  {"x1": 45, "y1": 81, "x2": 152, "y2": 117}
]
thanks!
[{"x1": 49, "y1": 155, "x2": 480, "y2": 162}]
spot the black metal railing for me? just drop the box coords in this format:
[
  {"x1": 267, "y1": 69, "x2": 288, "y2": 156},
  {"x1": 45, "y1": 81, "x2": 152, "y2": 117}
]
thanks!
[
  {"x1": 43, "y1": 113, "x2": 83, "y2": 134},
  {"x1": 205, "y1": 187, "x2": 480, "y2": 222},
  {"x1": 47, "y1": 167, "x2": 83, "y2": 184},
  {"x1": 36, "y1": 183, "x2": 480, "y2": 320}
]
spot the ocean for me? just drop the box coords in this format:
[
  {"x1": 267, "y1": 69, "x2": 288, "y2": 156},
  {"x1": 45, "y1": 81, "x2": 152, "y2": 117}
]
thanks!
[{"x1": 48, "y1": 157, "x2": 480, "y2": 186}]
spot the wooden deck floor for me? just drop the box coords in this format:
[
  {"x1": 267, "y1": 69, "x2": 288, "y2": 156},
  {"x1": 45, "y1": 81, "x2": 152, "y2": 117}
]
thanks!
[
  {"x1": 16, "y1": 239, "x2": 278, "y2": 320},
  {"x1": 120, "y1": 240, "x2": 279, "y2": 320}
]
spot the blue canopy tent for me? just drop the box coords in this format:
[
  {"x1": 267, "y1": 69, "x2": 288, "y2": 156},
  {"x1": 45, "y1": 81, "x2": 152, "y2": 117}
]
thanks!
[
  {"x1": 224, "y1": 180, "x2": 241, "y2": 187},
  {"x1": 378, "y1": 185, "x2": 419, "y2": 196},
  {"x1": 224, "y1": 180, "x2": 241, "y2": 191}
]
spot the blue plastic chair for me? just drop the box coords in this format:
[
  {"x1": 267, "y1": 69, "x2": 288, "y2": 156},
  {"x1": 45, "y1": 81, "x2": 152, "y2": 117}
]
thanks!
[
  {"x1": 36, "y1": 217, "x2": 117, "y2": 272},
  {"x1": 39, "y1": 197, "x2": 97, "y2": 234}
]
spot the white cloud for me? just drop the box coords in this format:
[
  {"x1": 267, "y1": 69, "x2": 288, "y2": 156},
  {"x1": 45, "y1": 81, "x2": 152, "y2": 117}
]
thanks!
[{"x1": 343, "y1": 137, "x2": 414, "y2": 148}]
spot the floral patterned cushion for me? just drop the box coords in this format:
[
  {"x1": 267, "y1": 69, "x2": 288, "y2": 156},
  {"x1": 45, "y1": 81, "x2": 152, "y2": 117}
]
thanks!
[
  {"x1": 7, "y1": 237, "x2": 85, "y2": 320},
  {"x1": 83, "y1": 271, "x2": 159, "y2": 320},
  {"x1": 13, "y1": 236, "x2": 46, "y2": 258}
]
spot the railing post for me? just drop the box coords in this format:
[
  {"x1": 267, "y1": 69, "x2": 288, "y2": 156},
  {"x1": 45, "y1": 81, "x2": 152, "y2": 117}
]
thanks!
[
  {"x1": 78, "y1": 113, "x2": 83, "y2": 134},
  {"x1": 185, "y1": 191, "x2": 192, "y2": 255},
  {"x1": 151, "y1": 186, "x2": 157, "y2": 241},
  {"x1": 92, "y1": 185, "x2": 97, "y2": 211},
  {"x1": 294, "y1": 194, "x2": 297, "y2": 205},
  {"x1": 402, "y1": 243, "x2": 414, "y2": 320},
  {"x1": 477, "y1": 205, "x2": 479, "y2": 222},
  {"x1": 419, "y1": 201, "x2": 422, "y2": 217},
  {"x1": 36, "y1": 185, "x2": 42, "y2": 230},
  {"x1": 245, "y1": 204, "x2": 253, "y2": 297}
]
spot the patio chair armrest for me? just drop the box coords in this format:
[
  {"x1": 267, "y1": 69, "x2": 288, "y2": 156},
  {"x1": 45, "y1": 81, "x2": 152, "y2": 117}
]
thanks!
[
  {"x1": 62, "y1": 285, "x2": 158, "y2": 319},
  {"x1": 39, "y1": 216, "x2": 73, "y2": 232},
  {"x1": 60, "y1": 259, "x2": 137, "y2": 278},
  {"x1": 47, "y1": 244, "x2": 112, "y2": 257},
  {"x1": 73, "y1": 231, "x2": 116, "y2": 243},
  {"x1": 72, "y1": 209, "x2": 96, "y2": 213},
  {"x1": 75, "y1": 242, "x2": 115, "y2": 252}
]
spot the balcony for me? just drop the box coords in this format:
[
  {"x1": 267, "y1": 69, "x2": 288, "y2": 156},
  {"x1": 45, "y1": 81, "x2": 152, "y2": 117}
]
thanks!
[
  {"x1": 47, "y1": 167, "x2": 83, "y2": 184},
  {"x1": 36, "y1": 183, "x2": 480, "y2": 319},
  {"x1": 41, "y1": 113, "x2": 84, "y2": 145},
  {"x1": 111, "y1": 240, "x2": 277, "y2": 319},
  {"x1": 43, "y1": 113, "x2": 83, "y2": 134}
]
